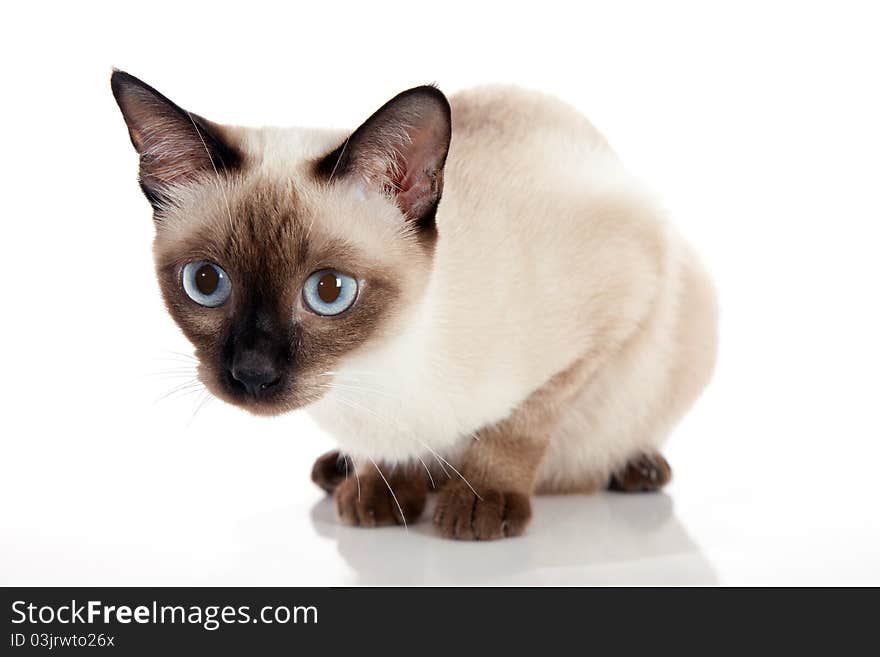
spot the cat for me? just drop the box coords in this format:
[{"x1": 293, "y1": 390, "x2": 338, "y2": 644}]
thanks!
[{"x1": 111, "y1": 70, "x2": 717, "y2": 540}]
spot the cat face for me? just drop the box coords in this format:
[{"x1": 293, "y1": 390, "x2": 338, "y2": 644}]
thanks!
[{"x1": 111, "y1": 71, "x2": 450, "y2": 415}]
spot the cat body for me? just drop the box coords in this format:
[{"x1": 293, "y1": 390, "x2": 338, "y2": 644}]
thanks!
[
  {"x1": 112, "y1": 72, "x2": 716, "y2": 539},
  {"x1": 307, "y1": 86, "x2": 716, "y2": 491}
]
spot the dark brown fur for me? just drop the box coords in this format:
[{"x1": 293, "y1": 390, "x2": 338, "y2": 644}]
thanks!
[
  {"x1": 334, "y1": 463, "x2": 428, "y2": 527},
  {"x1": 311, "y1": 450, "x2": 354, "y2": 494},
  {"x1": 608, "y1": 453, "x2": 672, "y2": 492}
]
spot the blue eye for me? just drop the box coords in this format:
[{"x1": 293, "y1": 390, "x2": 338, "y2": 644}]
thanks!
[
  {"x1": 182, "y1": 261, "x2": 232, "y2": 307},
  {"x1": 302, "y1": 269, "x2": 358, "y2": 316}
]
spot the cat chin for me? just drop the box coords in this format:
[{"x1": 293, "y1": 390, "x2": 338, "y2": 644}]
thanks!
[
  {"x1": 204, "y1": 380, "x2": 316, "y2": 418},
  {"x1": 211, "y1": 393, "x2": 292, "y2": 417},
  {"x1": 234, "y1": 400, "x2": 296, "y2": 418}
]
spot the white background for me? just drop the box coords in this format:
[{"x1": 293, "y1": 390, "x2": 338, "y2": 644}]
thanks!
[{"x1": 1, "y1": 1, "x2": 878, "y2": 585}]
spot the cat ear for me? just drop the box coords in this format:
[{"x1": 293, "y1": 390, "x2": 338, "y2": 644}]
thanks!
[
  {"x1": 110, "y1": 70, "x2": 241, "y2": 210},
  {"x1": 316, "y1": 85, "x2": 452, "y2": 231}
]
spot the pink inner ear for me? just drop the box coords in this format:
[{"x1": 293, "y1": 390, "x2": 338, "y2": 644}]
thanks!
[
  {"x1": 112, "y1": 72, "x2": 240, "y2": 198},
  {"x1": 389, "y1": 124, "x2": 446, "y2": 220},
  {"x1": 317, "y1": 85, "x2": 450, "y2": 222}
]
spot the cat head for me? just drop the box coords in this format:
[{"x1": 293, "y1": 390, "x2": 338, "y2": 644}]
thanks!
[{"x1": 111, "y1": 70, "x2": 451, "y2": 415}]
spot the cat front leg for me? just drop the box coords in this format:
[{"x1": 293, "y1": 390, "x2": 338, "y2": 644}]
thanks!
[
  {"x1": 332, "y1": 460, "x2": 428, "y2": 528},
  {"x1": 433, "y1": 431, "x2": 547, "y2": 540},
  {"x1": 311, "y1": 450, "x2": 354, "y2": 494},
  {"x1": 434, "y1": 357, "x2": 594, "y2": 540}
]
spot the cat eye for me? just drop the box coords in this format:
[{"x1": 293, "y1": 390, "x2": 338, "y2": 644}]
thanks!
[
  {"x1": 182, "y1": 261, "x2": 232, "y2": 307},
  {"x1": 302, "y1": 270, "x2": 358, "y2": 316}
]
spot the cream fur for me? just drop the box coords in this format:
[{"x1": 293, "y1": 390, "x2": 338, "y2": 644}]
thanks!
[{"x1": 244, "y1": 86, "x2": 717, "y2": 491}]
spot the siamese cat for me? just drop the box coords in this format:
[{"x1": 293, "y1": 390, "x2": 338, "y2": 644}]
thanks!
[{"x1": 111, "y1": 70, "x2": 717, "y2": 540}]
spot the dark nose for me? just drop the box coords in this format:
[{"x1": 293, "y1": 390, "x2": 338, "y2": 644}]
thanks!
[{"x1": 229, "y1": 349, "x2": 281, "y2": 396}]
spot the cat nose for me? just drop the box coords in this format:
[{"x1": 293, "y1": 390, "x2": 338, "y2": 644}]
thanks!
[{"x1": 229, "y1": 351, "x2": 281, "y2": 396}]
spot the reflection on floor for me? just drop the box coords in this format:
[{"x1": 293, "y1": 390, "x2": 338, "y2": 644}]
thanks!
[{"x1": 308, "y1": 492, "x2": 718, "y2": 586}]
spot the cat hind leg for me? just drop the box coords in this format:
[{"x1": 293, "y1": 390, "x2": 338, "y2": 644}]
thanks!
[{"x1": 607, "y1": 451, "x2": 672, "y2": 492}]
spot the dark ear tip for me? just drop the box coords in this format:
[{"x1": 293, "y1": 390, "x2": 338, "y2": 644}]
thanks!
[
  {"x1": 110, "y1": 69, "x2": 137, "y2": 101},
  {"x1": 411, "y1": 83, "x2": 445, "y2": 95},
  {"x1": 395, "y1": 84, "x2": 452, "y2": 131},
  {"x1": 110, "y1": 70, "x2": 159, "y2": 103},
  {"x1": 407, "y1": 84, "x2": 450, "y2": 108},
  {"x1": 110, "y1": 68, "x2": 131, "y2": 86}
]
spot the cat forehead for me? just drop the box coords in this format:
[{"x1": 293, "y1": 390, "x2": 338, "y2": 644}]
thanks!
[{"x1": 152, "y1": 167, "x2": 419, "y2": 270}]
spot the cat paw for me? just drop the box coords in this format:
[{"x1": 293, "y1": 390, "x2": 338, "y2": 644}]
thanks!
[
  {"x1": 311, "y1": 451, "x2": 353, "y2": 494},
  {"x1": 433, "y1": 480, "x2": 531, "y2": 540},
  {"x1": 608, "y1": 452, "x2": 672, "y2": 492},
  {"x1": 335, "y1": 467, "x2": 427, "y2": 527}
]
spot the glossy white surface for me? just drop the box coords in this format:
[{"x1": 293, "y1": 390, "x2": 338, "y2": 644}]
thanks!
[
  {"x1": 3, "y1": 363, "x2": 879, "y2": 586},
  {"x1": 2, "y1": 1, "x2": 879, "y2": 586}
]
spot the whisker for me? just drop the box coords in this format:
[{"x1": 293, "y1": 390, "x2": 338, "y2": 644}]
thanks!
[
  {"x1": 418, "y1": 441, "x2": 482, "y2": 501},
  {"x1": 416, "y1": 455, "x2": 436, "y2": 489},
  {"x1": 154, "y1": 379, "x2": 204, "y2": 404},
  {"x1": 142, "y1": 370, "x2": 200, "y2": 380},
  {"x1": 327, "y1": 137, "x2": 351, "y2": 184},
  {"x1": 186, "y1": 389, "x2": 214, "y2": 428},
  {"x1": 353, "y1": 458, "x2": 362, "y2": 501},
  {"x1": 428, "y1": 452, "x2": 451, "y2": 479},
  {"x1": 158, "y1": 350, "x2": 198, "y2": 361},
  {"x1": 329, "y1": 390, "x2": 400, "y2": 431},
  {"x1": 319, "y1": 381, "x2": 397, "y2": 399},
  {"x1": 326, "y1": 369, "x2": 389, "y2": 379},
  {"x1": 323, "y1": 379, "x2": 478, "y2": 501},
  {"x1": 368, "y1": 456, "x2": 407, "y2": 532},
  {"x1": 146, "y1": 365, "x2": 198, "y2": 372},
  {"x1": 159, "y1": 387, "x2": 205, "y2": 404},
  {"x1": 152, "y1": 359, "x2": 198, "y2": 367}
]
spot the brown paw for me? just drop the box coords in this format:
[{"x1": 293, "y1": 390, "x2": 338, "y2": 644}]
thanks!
[
  {"x1": 609, "y1": 452, "x2": 672, "y2": 492},
  {"x1": 311, "y1": 450, "x2": 353, "y2": 494},
  {"x1": 433, "y1": 480, "x2": 531, "y2": 540},
  {"x1": 335, "y1": 465, "x2": 427, "y2": 527}
]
